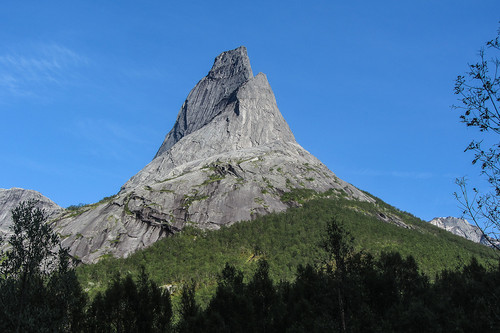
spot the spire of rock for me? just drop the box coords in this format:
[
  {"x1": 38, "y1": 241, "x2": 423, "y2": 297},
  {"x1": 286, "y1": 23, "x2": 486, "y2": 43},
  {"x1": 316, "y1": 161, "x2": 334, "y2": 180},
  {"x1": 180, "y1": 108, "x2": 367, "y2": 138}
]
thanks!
[
  {"x1": 54, "y1": 47, "x2": 373, "y2": 264},
  {"x1": 154, "y1": 46, "x2": 253, "y2": 158}
]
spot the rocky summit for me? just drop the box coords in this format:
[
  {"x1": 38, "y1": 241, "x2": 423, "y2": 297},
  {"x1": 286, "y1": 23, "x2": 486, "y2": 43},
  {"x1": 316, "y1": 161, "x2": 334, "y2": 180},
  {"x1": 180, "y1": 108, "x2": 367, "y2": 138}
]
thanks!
[{"x1": 54, "y1": 46, "x2": 373, "y2": 263}]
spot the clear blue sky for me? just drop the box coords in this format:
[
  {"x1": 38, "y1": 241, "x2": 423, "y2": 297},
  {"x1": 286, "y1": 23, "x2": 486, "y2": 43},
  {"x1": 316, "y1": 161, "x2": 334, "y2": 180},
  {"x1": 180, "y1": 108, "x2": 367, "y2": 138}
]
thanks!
[{"x1": 1, "y1": 1, "x2": 499, "y2": 222}]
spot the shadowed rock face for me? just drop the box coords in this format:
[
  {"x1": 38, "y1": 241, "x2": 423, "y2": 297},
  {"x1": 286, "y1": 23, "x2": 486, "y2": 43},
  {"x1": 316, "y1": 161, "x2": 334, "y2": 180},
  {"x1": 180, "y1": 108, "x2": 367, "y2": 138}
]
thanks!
[
  {"x1": 54, "y1": 46, "x2": 374, "y2": 263},
  {"x1": 154, "y1": 47, "x2": 254, "y2": 158}
]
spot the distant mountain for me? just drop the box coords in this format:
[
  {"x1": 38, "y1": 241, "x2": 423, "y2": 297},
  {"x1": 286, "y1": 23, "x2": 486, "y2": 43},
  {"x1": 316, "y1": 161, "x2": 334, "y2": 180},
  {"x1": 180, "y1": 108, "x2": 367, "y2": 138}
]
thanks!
[
  {"x1": 429, "y1": 217, "x2": 499, "y2": 248},
  {"x1": 0, "y1": 187, "x2": 63, "y2": 238},
  {"x1": 53, "y1": 46, "x2": 374, "y2": 263}
]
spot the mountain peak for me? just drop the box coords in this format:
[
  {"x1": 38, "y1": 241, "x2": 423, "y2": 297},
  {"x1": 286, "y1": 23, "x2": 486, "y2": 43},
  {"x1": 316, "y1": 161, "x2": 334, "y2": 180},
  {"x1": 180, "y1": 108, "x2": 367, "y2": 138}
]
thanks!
[
  {"x1": 154, "y1": 46, "x2": 254, "y2": 158},
  {"x1": 207, "y1": 46, "x2": 253, "y2": 80},
  {"x1": 55, "y1": 47, "x2": 373, "y2": 263}
]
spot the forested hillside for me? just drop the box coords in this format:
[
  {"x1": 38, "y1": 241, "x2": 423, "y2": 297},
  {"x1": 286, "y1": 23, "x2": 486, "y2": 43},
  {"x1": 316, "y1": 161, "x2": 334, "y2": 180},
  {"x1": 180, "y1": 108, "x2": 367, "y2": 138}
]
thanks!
[
  {"x1": 1, "y1": 197, "x2": 499, "y2": 331},
  {"x1": 76, "y1": 192, "x2": 498, "y2": 300}
]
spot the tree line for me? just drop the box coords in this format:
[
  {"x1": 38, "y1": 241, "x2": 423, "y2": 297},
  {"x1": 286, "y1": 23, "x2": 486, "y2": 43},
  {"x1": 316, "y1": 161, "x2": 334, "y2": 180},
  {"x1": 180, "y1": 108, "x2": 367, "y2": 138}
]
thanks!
[{"x1": 0, "y1": 201, "x2": 499, "y2": 332}]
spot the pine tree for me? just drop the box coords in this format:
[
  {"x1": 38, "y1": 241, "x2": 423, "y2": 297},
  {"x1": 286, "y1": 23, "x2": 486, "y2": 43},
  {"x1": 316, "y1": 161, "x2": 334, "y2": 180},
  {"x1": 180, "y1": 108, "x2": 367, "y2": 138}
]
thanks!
[{"x1": 0, "y1": 200, "x2": 85, "y2": 332}]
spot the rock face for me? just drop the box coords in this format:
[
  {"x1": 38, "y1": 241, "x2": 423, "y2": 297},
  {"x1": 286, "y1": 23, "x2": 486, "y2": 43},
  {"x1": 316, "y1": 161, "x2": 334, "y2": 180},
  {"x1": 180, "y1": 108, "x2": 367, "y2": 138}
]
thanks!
[
  {"x1": 429, "y1": 217, "x2": 497, "y2": 247},
  {"x1": 54, "y1": 46, "x2": 374, "y2": 263},
  {"x1": 0, "y1": 188, "x2": 63, "y2": 238},
  {"x1": 154, "y1": 47, "x2": 254, "y2": 158}
]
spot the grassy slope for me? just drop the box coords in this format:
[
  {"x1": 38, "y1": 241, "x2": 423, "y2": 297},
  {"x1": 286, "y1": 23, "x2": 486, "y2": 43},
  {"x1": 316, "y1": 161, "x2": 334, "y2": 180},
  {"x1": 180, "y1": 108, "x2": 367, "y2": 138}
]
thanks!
[{"x1": 76, "y1": 193, "x2": 498, "y2": 303}]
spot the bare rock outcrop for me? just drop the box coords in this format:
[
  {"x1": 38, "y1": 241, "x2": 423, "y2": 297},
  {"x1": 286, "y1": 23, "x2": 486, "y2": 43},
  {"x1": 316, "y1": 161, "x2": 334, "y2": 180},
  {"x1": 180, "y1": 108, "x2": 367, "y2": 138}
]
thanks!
[
  {"x1": 54, "y1": 46, "x2": 373, "y2": 263},
  {"x1": 0, "y1": 188, "x2": 63, "y2": 239},
  {"x1": 429, "y1": 216, "x2": 499, "y2": 247}
]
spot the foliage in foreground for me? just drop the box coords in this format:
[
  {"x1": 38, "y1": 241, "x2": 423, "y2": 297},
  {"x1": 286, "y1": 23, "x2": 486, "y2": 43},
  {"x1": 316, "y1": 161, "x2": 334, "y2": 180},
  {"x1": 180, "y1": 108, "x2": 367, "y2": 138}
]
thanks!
[
  {"x1": 80, "y1": 246, "x2": 500, "y2": 332},
  {"x1": 1, "y1": 201, "x2": 500, "y2": 332},
  {"x1": 0, "y1": 200, "x2": 86, "y2": 332},
  {"x1": 179, "y1": 253, "x2": 500, "y2": 332},
  {"x1": 454, "y1": 24, "x2": 500, "y2": 247},
  {"x1": 85, "y1": 269, "x2": 172, "y2": 332}
]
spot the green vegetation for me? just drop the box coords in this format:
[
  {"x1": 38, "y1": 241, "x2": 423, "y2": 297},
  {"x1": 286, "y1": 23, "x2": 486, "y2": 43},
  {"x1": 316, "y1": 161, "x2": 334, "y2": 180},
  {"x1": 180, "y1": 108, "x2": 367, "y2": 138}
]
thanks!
[
  {"x1": 261, "y1": 177, "x2": 274, "y2": 190},
  {"x1": 77, "y1": 195, "x2": 498, "y2": 301},
  {"x1": 64, "y1": 194, "x2": 118, "y2": 218},
  {"x1": 85, "y1": 269, "x2": 172, "y2": 332},
  {"x1": 67, "y1": 203, "x2": 87, "y2": 211},
  {"x1": 3, "y1": 200, "x2": 500, "y2": 331},
  {"x1": 280, "y1": 188, "x2": 317, "y2": 203},
  {"x1": 176, "y1": 250, "x2": 500, "y2": 332},
  {"x1": 201, "y1": 173, "x2": 225, "y2": 185},
  {"x1": 124, "y1": 195, "x2": 134, "y2": 216},
  {"x1": 183, "y1": 191, "x2": 209, "y2": 209},
  {"x1": 0, "y1": 201, "x2": 86, "y2": 332},
  {"x1": 303, "y1": 162, "x2": 316, "y2": 172}
]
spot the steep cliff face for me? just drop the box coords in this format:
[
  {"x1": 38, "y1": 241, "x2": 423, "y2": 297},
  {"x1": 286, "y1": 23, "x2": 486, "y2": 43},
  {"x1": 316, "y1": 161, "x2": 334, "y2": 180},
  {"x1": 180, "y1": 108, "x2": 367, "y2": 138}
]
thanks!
[
  {"x1": 54, "y1": 46, "x2": 373, "y2": 263},
  {"x1": 0, "y1": 188, "x2": 63, "y2": 237},
  {"x1": 154, "y1": 47, "x2": 254, "y2": 158}
]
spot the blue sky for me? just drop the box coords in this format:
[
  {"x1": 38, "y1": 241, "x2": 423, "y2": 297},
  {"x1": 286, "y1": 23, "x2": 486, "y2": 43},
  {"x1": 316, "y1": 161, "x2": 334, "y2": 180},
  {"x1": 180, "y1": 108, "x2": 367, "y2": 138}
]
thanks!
[{"x1": 1, "y1": 1, "x2": 499, "y2": 222}]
